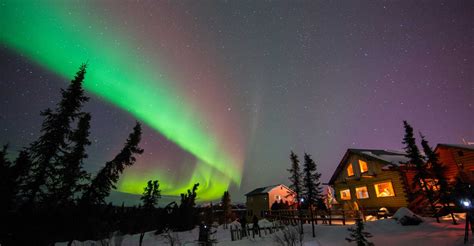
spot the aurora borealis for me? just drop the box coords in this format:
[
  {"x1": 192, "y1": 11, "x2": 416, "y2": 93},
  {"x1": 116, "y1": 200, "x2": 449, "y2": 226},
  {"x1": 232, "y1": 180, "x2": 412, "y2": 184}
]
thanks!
[
  {"x1": 0, "y1": 1, "x2": 244, "y2": 200},
  {"x1": 1, "y1": 1, "x2": 473, "y2": 203}
]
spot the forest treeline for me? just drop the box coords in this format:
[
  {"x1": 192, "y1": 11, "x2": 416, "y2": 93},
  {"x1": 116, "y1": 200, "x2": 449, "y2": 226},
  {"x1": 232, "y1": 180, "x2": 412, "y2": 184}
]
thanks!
[{"x1": 0, "y1": 65, "x2": 212, "y2": 245}]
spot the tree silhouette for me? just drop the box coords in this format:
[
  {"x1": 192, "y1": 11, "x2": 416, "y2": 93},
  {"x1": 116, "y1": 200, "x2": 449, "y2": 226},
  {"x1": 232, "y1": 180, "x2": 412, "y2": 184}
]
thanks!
[
  {"x1": 178, "y1": 183, "x2": 200, "y2": 231},
  {"x1": 420, "y1": 133, "x2": 456, "y2": 224},
  {"x1": 288, "y1": 151, "x2": 304, "y2": 234},
  {"x1": 402, "y1": 121, "x2": 439, "y2": 222},
  {"x1": 221, "y1": 191, "x2": 231, "y2": 229},
  {"x1": 302, "y1": 153, "x2": 324, "y2": 237},
  {"x1": 141, "y1": 180, "x2": 161, "y2": 209},
  {"x1": 23, "y1": 64, "x2": 89, "y2": 206},
  {"x1": 81, "y1": 122, "x2": 144, "y2": 205}
]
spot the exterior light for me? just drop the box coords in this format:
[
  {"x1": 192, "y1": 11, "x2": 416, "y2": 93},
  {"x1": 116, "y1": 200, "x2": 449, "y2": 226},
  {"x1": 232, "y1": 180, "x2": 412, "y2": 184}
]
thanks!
[
  {"x1": 461, "y1": 199, "x2": 471, "y2": 208},
  {"x1": 300, "y1": 198, "x2": 304, "y2": 202}
]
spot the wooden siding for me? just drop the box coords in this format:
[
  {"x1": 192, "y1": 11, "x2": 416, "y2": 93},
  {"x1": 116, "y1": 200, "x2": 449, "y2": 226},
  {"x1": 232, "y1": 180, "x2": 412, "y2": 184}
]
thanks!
[
  {"x1": 246, "y1": 185, "x2": 295, "y2": 219},
  {"x1": 333, "y1": 153, "x2": 409, "y2": 212},
  {"x1": 437, "y1": 146, "x2": 474, "y2": 183},
  {"x1": 246, "y1": 194, "x2": 268, "y2": 218}
]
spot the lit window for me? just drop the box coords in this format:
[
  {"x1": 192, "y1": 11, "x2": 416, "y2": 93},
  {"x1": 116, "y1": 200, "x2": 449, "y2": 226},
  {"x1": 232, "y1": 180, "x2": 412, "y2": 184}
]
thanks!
[
  {"x1": 359, "y1": 160, "x2": 368, "y2": 173},
  {"x1": 347, "y1": 164, "x2": 354, "y2": 176},
  {"x1": 356, "y1": 186, "x2": 369, "y2": 199},
  {"x1": 340, "y1": 189, "x2": 351, "y2": 200},
  {"x1": 420, "y1": 179, "x2": 439, "y2": 191},
  {"x1": 374, "y1": 181, "x2": 395, "y2": 197}
]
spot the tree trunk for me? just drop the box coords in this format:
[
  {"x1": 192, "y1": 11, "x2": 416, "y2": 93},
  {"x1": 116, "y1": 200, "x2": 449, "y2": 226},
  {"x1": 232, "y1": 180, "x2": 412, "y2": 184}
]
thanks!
[
  {"x1": 309, "y1": 206, "x2": 315, "y2": 238},
  {"x1": 139, "y1": 232, "x2": 145, "y2": 246}
]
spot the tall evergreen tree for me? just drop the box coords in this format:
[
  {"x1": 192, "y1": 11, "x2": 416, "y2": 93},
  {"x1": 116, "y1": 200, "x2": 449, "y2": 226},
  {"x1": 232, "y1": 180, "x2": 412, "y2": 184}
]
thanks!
[
  {"x1": 141, "y1": 180, "x2": 161, "y2": 209},
  {"x1": 288, "y1": 151, "x2": 303, "y2": 205},
  {"x1": 81, "y1": 122, "x2": 144, "y2": 205},
  {"x1": 23, "y1": 64, "x2": 89, "y2": 205},
  {"x1": 288, "y1": 151, "x2": 304, "y2": 234},
  {"x1": 420, "y1": 133, "x2": 457, "y2": 224},
  {"x1": 221, "y1": 191, "x2": 231, "y2": 229},
  {"x1": 138, "y1": 180, "x2": 161, "y2": 246},
  {"x1": 302, "y1": 153, "x2": 324, "y2": 238},
  {"x1": 7, "y1": 149, "x2": 32, "y2": 210},
  {"x1": 0, "y1": 145, "x2": 13, "y2": 211},
  {"x1": 402, "y1": 121, "x2": 439, "y2": 222},
  {"x1": 48, "y1": 113, "x2": 92, "y2": 205},
  {"x1": 178, "y1": 183, "x2": 199, "y2": 231}
]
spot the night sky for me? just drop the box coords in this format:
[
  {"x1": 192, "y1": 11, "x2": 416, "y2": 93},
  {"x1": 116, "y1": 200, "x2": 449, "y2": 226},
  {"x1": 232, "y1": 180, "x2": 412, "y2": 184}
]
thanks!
[{"x1": 1, "y1": 1, "x2": 473, "y2": 203}]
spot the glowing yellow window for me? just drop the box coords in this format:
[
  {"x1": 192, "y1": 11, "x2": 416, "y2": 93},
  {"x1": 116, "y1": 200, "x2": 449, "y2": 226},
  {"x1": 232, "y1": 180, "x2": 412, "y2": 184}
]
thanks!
[
  {"x1": 356, "y1": 186, "x2": 369, "y2": 199},
  {"x1": 340, "y1": 189, "x2": 351, "y2": 200},
  {"x1": 359, "y1": 160, "x2": 368, "y2": 173},
  {"x1": 374, "y1": 181, "x2": 395, "y2": 197},
  {"x1": 347, "y1": 164, "x2": 354, "y2": 176}
]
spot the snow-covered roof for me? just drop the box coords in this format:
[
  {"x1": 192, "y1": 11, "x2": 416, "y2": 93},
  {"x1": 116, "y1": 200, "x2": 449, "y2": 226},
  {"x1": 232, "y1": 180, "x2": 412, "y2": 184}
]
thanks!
[
  {"x1": 328, "y1": 148, "x2": 410, "y2": 185},
  {"x1": 352, "y1": 149, "x2": 410, "y2": 166},
  {"x1": 245, "y1": 184, "x2": 293, "y2": 196}
]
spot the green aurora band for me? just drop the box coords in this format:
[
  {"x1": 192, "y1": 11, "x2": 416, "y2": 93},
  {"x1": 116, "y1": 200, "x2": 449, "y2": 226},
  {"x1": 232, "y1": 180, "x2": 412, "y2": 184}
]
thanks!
[{"x1": 1, "y1": 1, "x2": 242, "y2": 200}]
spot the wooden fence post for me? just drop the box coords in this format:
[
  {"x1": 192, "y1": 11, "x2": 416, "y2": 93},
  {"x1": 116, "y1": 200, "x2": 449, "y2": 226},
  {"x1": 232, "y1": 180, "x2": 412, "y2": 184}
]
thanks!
[
  {"x1": 329, "y1": 209, "x2": 332, "y2": 225},
  {"x1": 342, "y1": 210, "x2": 346, "y2": 226}
]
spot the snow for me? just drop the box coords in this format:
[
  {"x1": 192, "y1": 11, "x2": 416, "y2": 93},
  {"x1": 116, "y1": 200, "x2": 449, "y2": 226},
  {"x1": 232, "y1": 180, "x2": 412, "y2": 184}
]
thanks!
[
  {"x1": 57, "y1": 214, "x2": 472, "y2": 246},
  {"x1": 392, "y1": 207, "x2": 421, "y2": 220}
]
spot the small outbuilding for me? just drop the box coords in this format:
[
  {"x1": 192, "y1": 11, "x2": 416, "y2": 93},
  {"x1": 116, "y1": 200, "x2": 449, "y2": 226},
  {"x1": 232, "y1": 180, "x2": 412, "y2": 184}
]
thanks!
[{"x1": 245, "y1": 184, "x2": 295, "y2": 219}]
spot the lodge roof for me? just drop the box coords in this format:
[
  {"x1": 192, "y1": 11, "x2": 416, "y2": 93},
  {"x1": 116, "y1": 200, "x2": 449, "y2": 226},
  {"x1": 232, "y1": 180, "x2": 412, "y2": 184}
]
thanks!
[
  {"x1": 245, "y1": 184, "x2": 293, "y2": 196},
  {"x1": 328, "y1": 148, "x2": 410, "y2": 185},
  {"x1": 436, "y1": 143, "x2": 474, "y2": 152}
]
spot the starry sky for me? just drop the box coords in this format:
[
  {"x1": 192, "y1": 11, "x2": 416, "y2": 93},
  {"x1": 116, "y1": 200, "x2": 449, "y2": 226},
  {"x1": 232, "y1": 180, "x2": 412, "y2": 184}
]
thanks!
[{"x1": 1, "y1": 1, "x2": 473, "y2": 204}]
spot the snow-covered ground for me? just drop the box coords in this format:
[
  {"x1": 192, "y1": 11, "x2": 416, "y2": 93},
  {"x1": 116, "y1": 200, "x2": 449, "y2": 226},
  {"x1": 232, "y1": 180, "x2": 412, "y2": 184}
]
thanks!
[{"x1": 58, "y1": 212, "x2": 472, "y2": 246}]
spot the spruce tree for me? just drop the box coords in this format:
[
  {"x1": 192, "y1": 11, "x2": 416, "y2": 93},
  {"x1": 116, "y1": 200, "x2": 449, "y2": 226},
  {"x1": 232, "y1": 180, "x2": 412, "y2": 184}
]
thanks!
[
  {"x1": 81, "y1": 122, "x2": 144, "y2": 205},
  {"x1": 288, "y1": 151, "x2": 304, "y2": 234},
  {"x1": 141, "y1": 180, "x2": 161, "y2": 209},
  {"x1": 0, "y1": 145, "x2": 13, "y2": 211},
  {"x1": 221, "y1": 191, "x2": 231, "y2": 229},
  {"x1": 48, "y1": 113, "x2": 92, "y2": 205},
  {"x1": 24, "y1": 64, "x2": 89, "y2": 206},
  {"x1": 178, "y1": 183, "x2": 199, "y2": 231},
  {"x1": 420, "y1": 133, "x2": 456, "y2": 224},
  {"x1": 6, "y1": 149, "x2": 32, "y2": 210},
  {"x1": 139, "y1": 180, "x2": 160, "y2": 246},
  {"x1": 302, "y1": 153, "x2": 324, "y2": 237},
  {"x1": 346, "y1": 218, "x2": 374, "y2": 246},
  {"x1": 402, "y1": 121, "x2": 439, "y2": 222}
]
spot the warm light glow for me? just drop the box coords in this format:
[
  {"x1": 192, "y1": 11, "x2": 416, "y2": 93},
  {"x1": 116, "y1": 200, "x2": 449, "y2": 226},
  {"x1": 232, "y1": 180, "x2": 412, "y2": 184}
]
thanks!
[
  {"x1": 374, "y1": 181, "x2": 395, "y2": 197},
  {"x1": 347, "y1": 164, "x2": 354, "y2": 177},
  {"x1": 420, "y1": 179, "x2": 440, "y2": 191},
  {"x1": 340, "y1": 189, "x2": 351, "y2": 200},
  {"x1": 356, "y1": 186, "x2": 369, "y2": 199},
  {"x1": 359, "y1": 160, "x2": 368, "y2": 173}
]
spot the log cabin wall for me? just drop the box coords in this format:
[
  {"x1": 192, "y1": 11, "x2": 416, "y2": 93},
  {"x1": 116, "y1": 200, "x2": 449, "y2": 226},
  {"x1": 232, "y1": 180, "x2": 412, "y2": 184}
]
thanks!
[{"x1": 332, "y1": 153, "x2": 409, "y2": 212}]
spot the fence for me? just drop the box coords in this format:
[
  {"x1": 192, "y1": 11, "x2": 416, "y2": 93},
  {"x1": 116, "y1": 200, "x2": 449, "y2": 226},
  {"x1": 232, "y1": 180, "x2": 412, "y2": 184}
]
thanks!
[{"x1": 229, "y1": 224, "x2": 285, "y2": 241}]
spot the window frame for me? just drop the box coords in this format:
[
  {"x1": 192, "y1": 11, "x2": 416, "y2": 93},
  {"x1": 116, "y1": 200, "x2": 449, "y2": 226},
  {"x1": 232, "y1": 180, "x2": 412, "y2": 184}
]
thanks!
[
  {"x1": 374, "y1": 180, "x2": 396, "y2": 198},
  {"x1": 340, "y1": 188, "x2": 352, "y2": 200},
  {"x1": 347, "y1": 164, "x2": 355, "y2": 177},
  {"x1": 355, "y1": 186, "x2": 370, "y2": 199},
  {"x1": 358, "y1": 160, "x2": 368, "y2": 173}
]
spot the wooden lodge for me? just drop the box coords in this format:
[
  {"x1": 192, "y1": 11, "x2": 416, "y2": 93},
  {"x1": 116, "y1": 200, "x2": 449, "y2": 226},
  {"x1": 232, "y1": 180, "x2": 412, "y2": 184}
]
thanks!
[
  {"x1": 328, "y1": 144, "x2": 474, "y2": 215},
  {"x1": 328, "y1": 149, "x2": 412, "y2": 212}
]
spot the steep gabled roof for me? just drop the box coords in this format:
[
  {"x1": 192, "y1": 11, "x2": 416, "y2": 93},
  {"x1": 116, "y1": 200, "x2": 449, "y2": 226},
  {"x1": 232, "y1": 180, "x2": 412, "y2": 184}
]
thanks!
[
  {"x1": 245, "y1": 184, "x2": 293, "y2": 196},
  {"x1": 328, "y1": 148, "x2": 410, "y2": 185}
]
